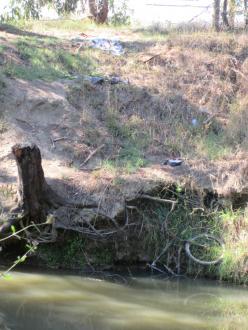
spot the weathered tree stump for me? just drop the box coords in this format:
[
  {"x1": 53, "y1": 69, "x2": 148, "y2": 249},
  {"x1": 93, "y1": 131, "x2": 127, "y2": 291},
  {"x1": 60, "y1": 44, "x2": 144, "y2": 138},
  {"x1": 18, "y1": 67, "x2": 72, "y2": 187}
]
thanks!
[
  {"x1": 13, "y1": 144, "x2": 65, "y2": 219},
  {"x1": 0, "y1": 144, "x2": 62, "y2": 233},
  {"x1": 0, "y1": 143, "x2": 95, "y2": 235}
]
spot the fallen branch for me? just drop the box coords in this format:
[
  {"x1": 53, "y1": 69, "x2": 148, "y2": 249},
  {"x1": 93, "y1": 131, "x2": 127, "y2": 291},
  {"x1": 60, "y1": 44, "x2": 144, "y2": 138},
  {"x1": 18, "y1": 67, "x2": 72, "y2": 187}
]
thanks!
[
  {"x1": 0, "y1": 221, "x2": 53, "y2": 243},
  {"x1": 15, "y1": 118, "x2": 34, "y2": 130},
  {"x1": 139, "y1": 194, "x2": 178, "y2": 205},
  {"x1": 151, "y1": 242, "x2": 173, "y2": 266},
  {"x1": 232, "y1": 68, "x2": 248, "y2": 82},
  {"x1": 55, "y1": 222, "x2": 118, "y2": 238},
  {"x1": 143, "y1": 53, "x2": 162, "y2": 63},
  {"x1": 51, "y1": 137, "x2": 68, "y2": 149},
  {"x1": 162, "y1": 263, "x2": 178, "y2": 276},
  {"x1": 203, "y1": 112, "x2": 222, "y2": 125},
  {"x1": 80, "y1": 144, "x2": 105, "y2": 168},
  {"x1": 53, "y1": 137, "x2": 68, "y2": 143}
]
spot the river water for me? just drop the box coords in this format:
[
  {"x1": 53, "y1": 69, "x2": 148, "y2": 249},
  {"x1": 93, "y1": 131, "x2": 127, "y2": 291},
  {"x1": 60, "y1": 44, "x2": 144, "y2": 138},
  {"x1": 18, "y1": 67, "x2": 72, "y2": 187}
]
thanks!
[{"x1": 0, "y1": 270, "x2": 247, "y2": 330}]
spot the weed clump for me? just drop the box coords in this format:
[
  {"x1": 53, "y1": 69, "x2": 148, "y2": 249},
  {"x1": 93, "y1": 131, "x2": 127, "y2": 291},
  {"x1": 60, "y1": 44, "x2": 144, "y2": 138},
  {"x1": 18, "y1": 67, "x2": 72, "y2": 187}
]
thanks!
[
  {"x1": 124, "y1": 186, "x2": 248, "y2": 284},
  {"x1": 37, "y1": 233, "x2": 86, "y2": 269}
]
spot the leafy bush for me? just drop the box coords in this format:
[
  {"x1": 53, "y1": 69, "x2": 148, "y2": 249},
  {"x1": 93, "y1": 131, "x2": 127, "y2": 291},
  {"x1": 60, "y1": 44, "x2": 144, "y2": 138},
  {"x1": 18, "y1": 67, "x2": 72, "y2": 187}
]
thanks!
[{"x1": 109, "y1": 0, "x2": 131, "y2": 25}]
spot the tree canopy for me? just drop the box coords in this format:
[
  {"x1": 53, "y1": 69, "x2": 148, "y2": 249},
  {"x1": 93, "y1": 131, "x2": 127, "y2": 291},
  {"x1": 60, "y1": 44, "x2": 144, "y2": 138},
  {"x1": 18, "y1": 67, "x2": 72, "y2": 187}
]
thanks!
[
  {"x1": 1, "y1": 0, "x2": 131, "y2": 25},
  {"x1": 2, "y1": 0, "x2": 108, "y2": 22}
]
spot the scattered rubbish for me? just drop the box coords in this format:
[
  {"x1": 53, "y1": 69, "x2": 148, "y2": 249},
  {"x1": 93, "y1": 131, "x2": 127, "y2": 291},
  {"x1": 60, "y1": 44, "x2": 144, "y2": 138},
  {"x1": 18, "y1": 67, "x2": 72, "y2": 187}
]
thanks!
[
  {"x1": 71, "y1": 36, "x2": 124, "y2": 56},
  {"x1": 79, "y1": 75, "x2": 129, "y2": 85},
  {"x1": 163, "y1": 159, "x2": 183, "y2": 167}
]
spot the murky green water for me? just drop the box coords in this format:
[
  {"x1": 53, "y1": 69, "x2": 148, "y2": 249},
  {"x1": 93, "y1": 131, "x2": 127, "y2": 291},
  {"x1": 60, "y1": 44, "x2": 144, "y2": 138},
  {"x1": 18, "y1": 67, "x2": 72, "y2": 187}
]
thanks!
[{"x1": 0, "y1": 271, "x2": 247, "y2": 330}]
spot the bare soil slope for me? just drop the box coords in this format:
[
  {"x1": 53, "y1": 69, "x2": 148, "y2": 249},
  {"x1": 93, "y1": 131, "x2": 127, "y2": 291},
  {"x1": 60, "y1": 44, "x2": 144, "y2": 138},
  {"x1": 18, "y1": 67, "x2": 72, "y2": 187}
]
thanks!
[{"x1": 1, "y1": 25, "x2": 248, "y2": 224}]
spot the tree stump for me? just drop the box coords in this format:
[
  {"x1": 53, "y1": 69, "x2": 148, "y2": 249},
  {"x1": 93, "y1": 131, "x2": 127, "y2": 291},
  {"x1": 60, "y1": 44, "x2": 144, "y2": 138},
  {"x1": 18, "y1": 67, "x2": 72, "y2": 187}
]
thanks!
[
  {"x1": 14, "y1": 143, "x2": 65, "y2": 216},
  {"x1": 0, "y1": 143, "x2": 97, "y2": 239},
  {"x1": 0, "y1": 144, "x2": 68, "y2": 234}
]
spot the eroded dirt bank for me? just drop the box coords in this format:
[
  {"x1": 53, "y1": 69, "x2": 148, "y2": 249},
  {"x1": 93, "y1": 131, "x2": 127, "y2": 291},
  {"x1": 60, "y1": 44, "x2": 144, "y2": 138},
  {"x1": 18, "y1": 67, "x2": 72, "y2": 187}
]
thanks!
[
  {"x1": 1, "y1": 25, "x2": 248, "y2": 282},
  {"x1": 0, "y1": 74, "x2": 248, "y2": 279}
]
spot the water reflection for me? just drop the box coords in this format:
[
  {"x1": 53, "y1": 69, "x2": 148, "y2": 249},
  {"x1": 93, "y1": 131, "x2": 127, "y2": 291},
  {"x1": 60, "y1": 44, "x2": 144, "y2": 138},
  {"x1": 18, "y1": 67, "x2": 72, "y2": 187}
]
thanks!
[{"x1": 0, "y1": 271, "x2": 247, "y2": 330}]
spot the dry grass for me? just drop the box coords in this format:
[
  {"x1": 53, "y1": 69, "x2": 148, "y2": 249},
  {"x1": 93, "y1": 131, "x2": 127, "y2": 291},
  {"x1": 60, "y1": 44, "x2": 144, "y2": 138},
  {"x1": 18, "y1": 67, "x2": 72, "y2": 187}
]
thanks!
[
  {"x1": 65, "y1": 30, "x2": 248, "y2": 163},
  {"x1": 1, "y1": 21, "x2": 248, "y2": 170},
  {"x1": 2, "y1": 21, "x2": 248, "y2": 281},
  {"x1": 2, "y1": 21, "x2": 248, "y2": 165}
]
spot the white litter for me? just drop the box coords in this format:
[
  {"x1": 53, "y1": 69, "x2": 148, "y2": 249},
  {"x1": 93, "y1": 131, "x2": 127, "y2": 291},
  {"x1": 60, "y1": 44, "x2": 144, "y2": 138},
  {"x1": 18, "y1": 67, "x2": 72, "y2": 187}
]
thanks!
[{"x1": 72, "y1": 36, "x2": 124, "y2": 56}]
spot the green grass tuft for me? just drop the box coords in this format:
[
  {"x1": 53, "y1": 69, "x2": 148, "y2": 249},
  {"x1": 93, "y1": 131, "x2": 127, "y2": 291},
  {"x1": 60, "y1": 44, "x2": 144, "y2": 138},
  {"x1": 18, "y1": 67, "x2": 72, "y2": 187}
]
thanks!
[
  {"x1": 196, "y1": 132, "x2": 233, "y2": 160},
  {"x1": 4, "y1": 36, "x2": 96, "y2": 81}
]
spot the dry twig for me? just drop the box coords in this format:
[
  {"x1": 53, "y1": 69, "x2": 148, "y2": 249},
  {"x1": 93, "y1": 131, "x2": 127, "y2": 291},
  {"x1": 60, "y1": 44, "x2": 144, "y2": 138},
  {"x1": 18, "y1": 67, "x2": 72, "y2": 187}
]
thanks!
[
  {"x1": 80, "y1": 144, "x2": 105, "y2": 168},
  {"x1": 140, "y1": 194, "x2": 178, "y2": 206}
]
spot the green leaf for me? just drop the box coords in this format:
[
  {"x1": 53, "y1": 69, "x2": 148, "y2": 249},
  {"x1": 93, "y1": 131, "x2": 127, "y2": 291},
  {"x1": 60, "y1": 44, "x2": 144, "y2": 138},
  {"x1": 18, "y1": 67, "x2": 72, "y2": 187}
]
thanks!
[
  {"x1": 19, "y1": 255, "x2": 27, "y2": 263},
  {"x1": 2, "y1": 274, "x2": 12, "y2": 280}
]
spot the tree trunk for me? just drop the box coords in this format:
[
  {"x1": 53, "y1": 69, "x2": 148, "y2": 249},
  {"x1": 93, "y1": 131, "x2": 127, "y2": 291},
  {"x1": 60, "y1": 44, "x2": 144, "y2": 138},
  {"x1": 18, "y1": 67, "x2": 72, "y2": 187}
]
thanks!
[
  {"x1": 213, "y1": 0, "x2": 221, "y2": 31},
  {"x1": 222, "y1": 0, "x2": 230, "y2": 28},
  {"x1": 229, "y1": 0, "x2": 236, "y2": 28},
  {"x1": 88, "y1": 0, "x2": 109, "y2": 24},
  {"x1": 14, "y1": 144, "x2": 64, "y2": 217},
  {"x1": 0, "y1": 143, "x2": 98, "y2": 243},
  {"x1": 245, "y1": 0, "x2": 248, "y2": 28},
  {"x1": 0, "y1": 144, "x2": 66, "y2": 234}
]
